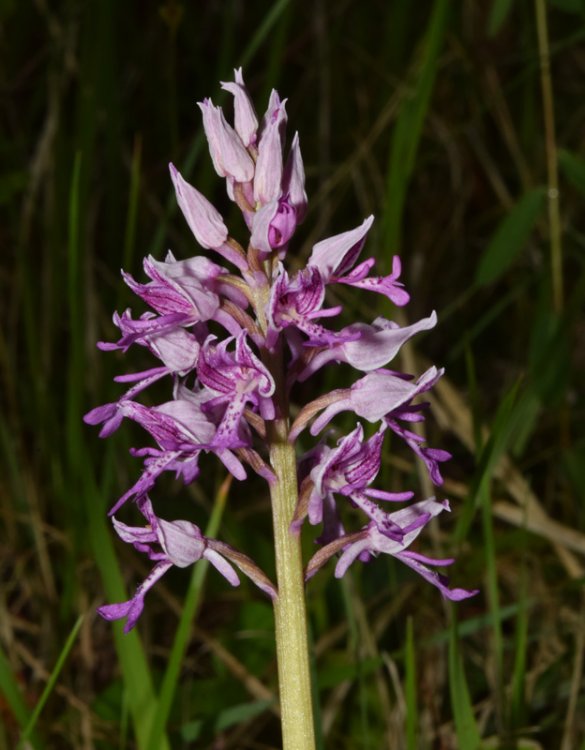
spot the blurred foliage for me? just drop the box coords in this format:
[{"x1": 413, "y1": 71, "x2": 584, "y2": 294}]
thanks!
[{"x1": 1, "y1": 0, "x2": 584, "y2": 748}]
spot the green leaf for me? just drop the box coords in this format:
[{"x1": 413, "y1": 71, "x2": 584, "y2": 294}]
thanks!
[
  {"x1": 180, "y1": 720, "x2": 204, "y2": 742},
  {"x1": 0, "y1": 169, "x2": 28, "y2": 203},
  {"x1": 528, "y1": 306, "x2": 569, "y2": 405},
  {"x1": 455, "y1": 378, "x2": 521, "y2": 543},
  {"x1": 549, "y1": 0, "x2": 585, "y2": 13},
  {"x1": 449, "y1": 616, "x2": 481, "y2": 750},
  {"x1": 488, "y1": 0, "x2": 514, "y2": 36},
  {"x1": 475, "y1": 188, "x2": 546, "y2": 287},
  {"x1": 214, "y1": 700, "x2": 275, "y2": 732},
  {"x1": 559, "y1": 148, "x2": 585, "y2": 197}
]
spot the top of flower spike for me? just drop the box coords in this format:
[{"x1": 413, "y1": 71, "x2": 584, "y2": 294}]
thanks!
[{"x1": 197, "y1": 69, "x2": 308, "y2": 261}]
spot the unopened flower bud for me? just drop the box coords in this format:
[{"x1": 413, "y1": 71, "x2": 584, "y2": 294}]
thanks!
[
  {"x1": 198, "y1": 99, "x2": 255, "y2": 183},
  {"x1": 169, "y1": 164, "x2": 229, "y2": 249},
  {"x1": 221, "y1": 68, "x2": 259, "y2": 147}
]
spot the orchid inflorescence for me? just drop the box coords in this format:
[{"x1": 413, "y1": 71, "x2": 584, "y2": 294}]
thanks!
[{"x1": 85, "y1": 69, "x2": 476, "y2": 633}]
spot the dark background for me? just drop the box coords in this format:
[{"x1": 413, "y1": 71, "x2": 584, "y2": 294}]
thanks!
[{"x1": 1, "y1": 1, "x2": 584, "y2": 748}]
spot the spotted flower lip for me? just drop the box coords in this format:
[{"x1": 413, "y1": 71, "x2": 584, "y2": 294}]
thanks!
[
  {"x1": 197, "y1": 332, "x2": 275, "y2": 448},
  {"x1": 106, "y1": 398, "x2": 246, "y2": 515},
  {"x1": 266, "y1": 265, "x2": 354, "y2": 349}
]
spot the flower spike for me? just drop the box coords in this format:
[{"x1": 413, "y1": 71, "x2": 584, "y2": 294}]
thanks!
[{"x1": 87, "y1": 70, "x2": 475, "y2": 647}]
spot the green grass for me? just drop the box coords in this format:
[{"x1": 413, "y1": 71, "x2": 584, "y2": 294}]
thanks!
[{"x1": 1, "y1": 1, "x2": 584, "y2": 747}]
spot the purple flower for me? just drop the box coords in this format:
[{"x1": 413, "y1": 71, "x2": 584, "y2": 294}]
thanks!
[
  {"x1": 385, "y1": 417, "x2": 451, "y2": 486},
  {"x1": 169, "y1": 164, "x2": 229, "y2": 250},
  {"x1": 107, "y1": 397, "x2": 245, "y2": 514},
  {"x1": 98, "y1": 496, "x2": 275, "y2": 632},
  {"x1": 282, "y1": 132, "x2": 307, "y2": 223},
  {"x1": 197, "y1": 332, "x2": 275, "y2": 448},
  {"x1": 267, "y1": 265, "x2": 354, "y2": 348},
  {"x1": 307, "y1": 497, "x2": 478, "y2": 601},
  {"x1": 250, "y1": 198, "x2": 298, "y2": 258},
  {"x1": 308, "y1": 216, "x2": 410, "y2": 306},
  {"x1": 290, "y1": 366, "x2": 443, "y2": 440},
  {"x1": 122, "y1": 252, "x2": 221, "y2": 327},
  {"x1": 298, "y1": 311, "x2": 437, "y2": 380},
  {"x1": 169, "y1": 163, "x2": 251, "y2": 271},
  {"x1": 301, "y1": 425, "x2": 413, "y2": 538}
]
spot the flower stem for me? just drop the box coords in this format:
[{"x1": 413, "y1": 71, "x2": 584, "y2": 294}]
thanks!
[{"x1": 268, "y1": 427, "x2": 317, "y2": 749}]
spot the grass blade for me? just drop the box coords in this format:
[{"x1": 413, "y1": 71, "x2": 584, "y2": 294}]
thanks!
[
  {"x1": 383, "y1": 0, "x2": 450, "y2": 254},
  {"x1": 17, "y1": 617, "x2": 84, "y2": 749},
  {"x1": 448, "y1": 614, "x2": 481, "y2": 750},
  {"x1": 405, "y1": 616, "x2": 417, "y2": 750},
  {"x1": 0, "y1": 647, "x2": 41, "y2": 750},
  {"x1": 475, "y1": 187, "x2": 546, "y2": 287}
]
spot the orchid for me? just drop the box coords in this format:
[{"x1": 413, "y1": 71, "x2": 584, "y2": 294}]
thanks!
[{"x1": 86, "y1": 69, "x2": 476, "y2": 750}]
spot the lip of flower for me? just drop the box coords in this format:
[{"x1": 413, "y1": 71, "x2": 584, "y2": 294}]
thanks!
[
  {"x1": 104, "y1": 397, "x2": 248, "y2": 515},
  {"x1": 302, "y1": 425, "x2": 413, "y2": 535},
  {"x1": 266, "y1": 265, "x2": 358, "y2": 350}
]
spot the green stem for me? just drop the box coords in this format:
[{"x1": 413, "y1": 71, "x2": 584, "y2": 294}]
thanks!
[
  {"x1": 263, "y1": 334, "x2": 316, "y2": 749},
  {"x1": 252, "y1": 260, "x2": 315, "y2": 748},
  {"x1": 534, "y1": 0, "x2": 563, "y2": 313},
  {"x1": 269, "y1": 427, "x2": 316, "y2": 749}
]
